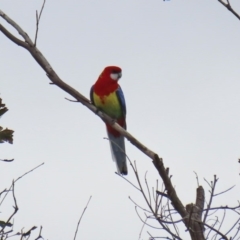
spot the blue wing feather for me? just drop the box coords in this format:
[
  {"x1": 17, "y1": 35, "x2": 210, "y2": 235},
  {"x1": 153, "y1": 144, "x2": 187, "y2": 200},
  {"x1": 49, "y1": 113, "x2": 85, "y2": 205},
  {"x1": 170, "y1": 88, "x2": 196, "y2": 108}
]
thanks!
[{"x1": 116, "y1": 86, "x2": 126, "y2": 117}]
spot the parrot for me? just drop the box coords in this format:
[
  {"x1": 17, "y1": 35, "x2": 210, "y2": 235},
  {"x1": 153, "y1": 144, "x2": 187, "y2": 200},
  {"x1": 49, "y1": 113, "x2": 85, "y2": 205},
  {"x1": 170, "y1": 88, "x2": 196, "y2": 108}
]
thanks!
[{"x1": 90, "y1": 66, "x2": 128, "y2": 175}]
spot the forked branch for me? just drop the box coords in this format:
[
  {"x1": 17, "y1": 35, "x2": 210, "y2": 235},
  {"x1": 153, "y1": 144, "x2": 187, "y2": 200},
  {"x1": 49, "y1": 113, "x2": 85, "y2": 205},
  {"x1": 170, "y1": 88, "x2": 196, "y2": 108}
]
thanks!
[{"x1": 218, "y1": 0, "x2": 240, "y2": 21}]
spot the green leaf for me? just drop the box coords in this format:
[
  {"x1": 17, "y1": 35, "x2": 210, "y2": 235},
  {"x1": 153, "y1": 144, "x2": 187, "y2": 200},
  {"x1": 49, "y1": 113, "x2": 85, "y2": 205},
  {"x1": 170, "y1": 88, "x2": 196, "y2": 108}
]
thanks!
[
  {"x1": 0, "y1": 220, "x2": 13, "y2": 227},
  {"x1": 0, "y1": 98, "x2": 8, "y2": 117},
  {"x1": 0, "y1": 159, "x2": 14, "y2": 162},
  {"x1": 0, "y1": 127, "x2": 14, "y2": 144},
  {"x1": 22, "y1": 226, "x2": 37, "y2": 237}
]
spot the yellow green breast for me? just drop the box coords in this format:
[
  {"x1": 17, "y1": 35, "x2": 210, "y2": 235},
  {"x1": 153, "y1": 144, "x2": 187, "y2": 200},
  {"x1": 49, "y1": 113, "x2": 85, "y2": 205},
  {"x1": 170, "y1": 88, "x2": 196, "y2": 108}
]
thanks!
[{"x1": 93, "y1": 92, "x2": 122, "y2": 118}]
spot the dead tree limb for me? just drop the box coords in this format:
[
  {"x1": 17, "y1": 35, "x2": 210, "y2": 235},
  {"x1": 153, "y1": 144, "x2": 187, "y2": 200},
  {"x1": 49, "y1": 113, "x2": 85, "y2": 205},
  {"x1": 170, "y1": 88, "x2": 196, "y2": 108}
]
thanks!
[{"x1": 218, "y1": 0, "x2": 240, "y2": 21}]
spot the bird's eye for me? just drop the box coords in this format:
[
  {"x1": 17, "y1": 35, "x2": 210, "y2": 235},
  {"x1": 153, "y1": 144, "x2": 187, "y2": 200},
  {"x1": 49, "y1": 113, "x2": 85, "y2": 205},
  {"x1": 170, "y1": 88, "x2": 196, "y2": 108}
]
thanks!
[
  {"x1": 112, "y1": 70, "x2": 119, "y2": 74},
  {"x1": 110, "y1": 73, "x2": 119, "y2": 81}
]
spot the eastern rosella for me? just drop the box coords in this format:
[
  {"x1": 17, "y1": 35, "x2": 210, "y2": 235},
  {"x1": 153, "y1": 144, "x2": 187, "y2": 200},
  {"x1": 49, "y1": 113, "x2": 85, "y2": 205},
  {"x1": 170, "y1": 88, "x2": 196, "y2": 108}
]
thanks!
[{"x1": 90, "y1": 66, "x2": 128, "y2": 175}]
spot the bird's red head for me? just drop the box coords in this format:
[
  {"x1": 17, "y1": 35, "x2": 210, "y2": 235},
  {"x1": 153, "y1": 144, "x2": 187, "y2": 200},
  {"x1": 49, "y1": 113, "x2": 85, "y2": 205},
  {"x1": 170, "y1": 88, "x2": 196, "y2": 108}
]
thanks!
[
  {"x1": 100, "y1": 66, "x2": 122, "y2": 81},
  {"x1": 94, "y1": 66, "x2": 122, "y2": 96}
]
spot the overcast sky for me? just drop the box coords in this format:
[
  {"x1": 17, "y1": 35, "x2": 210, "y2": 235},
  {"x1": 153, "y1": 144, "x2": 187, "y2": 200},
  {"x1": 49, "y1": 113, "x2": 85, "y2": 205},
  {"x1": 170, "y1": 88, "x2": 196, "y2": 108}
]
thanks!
[{"x1": 1, "y1": 0, "x2": 240, "y2": 239}]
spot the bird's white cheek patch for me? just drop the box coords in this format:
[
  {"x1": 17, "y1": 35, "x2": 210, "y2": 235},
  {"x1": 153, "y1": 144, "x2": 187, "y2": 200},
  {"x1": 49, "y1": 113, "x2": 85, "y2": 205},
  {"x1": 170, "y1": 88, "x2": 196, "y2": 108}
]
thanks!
[{"x1": 110, "y1": 73, "x2": 119, "y2": 81}]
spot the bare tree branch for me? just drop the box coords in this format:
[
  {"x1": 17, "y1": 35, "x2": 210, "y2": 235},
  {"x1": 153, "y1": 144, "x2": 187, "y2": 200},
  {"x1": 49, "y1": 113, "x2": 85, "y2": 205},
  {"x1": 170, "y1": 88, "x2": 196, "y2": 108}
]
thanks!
[
  {"x1": 0, "y1": 181, "x2": 18, "y2": 235},
  {"x1": 35, "y1": 226, "x2": 43, "y2": 240},
  {"x1": 73, "y1": 196, "x2": 92, "y2": 240},
  {"x1": 34, "y1": 0, "x2": 46, "y2": 46},
  {"x1": 167, "y1": 200, "x2": 180, "y2": 237},
  {"x1": 231, "y1": 222, "x2": 240, "y2": 240},
  {"x1": 0, "y1": 24, "x2": 28, "y2": 49},
  {"x1": 193, "y1": 171, "x2": 200, "y2": 187},
  {"x1": 129, "y1": 196, "x2": 152, "y2": 213},
  {"x1": 145, "y1": 172, "x2": 152, "y2": 207},
  {"x1": 214, "y1": 185, "x2": 235, "y2": 196},
  {"x1": 225, "y1": 217, "x2": 240, "y2": 236},
  {"x1": 205, "y1": 216, "x2": 219, "y2": 239},
  {"x1": 203, "y1": 204, "x2": 240, "y2": 212},
  {"x1": 156, "y1": 190, "x2": 170, "y2": 200},
  {"x1": 203, "y1": 175, "x2": 218, "y2": 224},
  {"x1": 218, "y1": 0, "x2": 240, "y2": 21},
  {"x1": 0, "y1": 162, "x2": 44, "y2": 206},
  {"x1": 214, "y1": 209, "x2": 226, "y2": 240},
  {"x1": 116, "y1": 173, "x2": 141, "y2": 191},
  {"x1": 0, "y1": 10, "x2": 33, "y2": 45},
  {"x1": 138, "y1": 215, "x2": 148, "y2": 240},
  {"x1": 195, "y1": 219, "x2": 228, "y2": 240}
]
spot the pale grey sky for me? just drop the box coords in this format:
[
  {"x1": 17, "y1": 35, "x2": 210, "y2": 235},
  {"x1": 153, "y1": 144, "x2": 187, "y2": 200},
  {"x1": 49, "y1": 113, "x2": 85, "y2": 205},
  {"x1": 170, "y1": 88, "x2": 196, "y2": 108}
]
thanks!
[{"x1": 1, "y1": 0, "x2": 240, "y2": 239}]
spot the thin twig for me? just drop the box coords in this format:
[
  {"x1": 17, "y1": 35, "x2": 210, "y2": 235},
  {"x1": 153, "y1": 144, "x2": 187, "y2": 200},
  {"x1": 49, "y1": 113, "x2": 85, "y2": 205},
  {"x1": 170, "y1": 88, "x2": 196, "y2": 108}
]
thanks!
[
  {"x1": 231, "y1": 223, "x2": 240, "y2": 240},
  {"x1": 0, "y1": 189, "x2": 8, "y2": 197},
  {"x1": 138, "y1": 215, "x2": 148, "y2": 240},
  {"x1": 195, "y1": 218, "x2": 228, "y2": 240},
  {"x1": 204, "y1": 178, "x2": 212, "y2": 189},
  {"x1": 132, "y1": 161, "x2": 181, "y2": 239},
  {"x1": 145, "y1": 171, "x2": 152, "y2": 206},
  {"x1": 73, "y1": 196, "x2": 92, "y2": 240},
  {"x1": 205, "y1": 208, "x2": 218, "y2": 217},
  {"x1": 203, "y1": 205, "x2": 240, "y2": 212},
  {"x1": 156, "y1": 191, "x2": 170, "y2": 199},
  {"x1": 218, "y1": 0, "x2": 240, "y2": 21},
  {"x1": 0, "y1": 162, "x2": 44, "y2": 206},
  {"x1": 214, "y1": 185, "x2": 235, "y2": 196},
  {"x1": 203, "y1": 175, "x2": 218, "y2": 223},
  {"x1": 0, "y1": 181, "x2": 18, "y2": 234},
  {"x1": 34, "y1": 0, "x2": 46, "y2": 46},
  {"x1": 152, "y1": 187, "x2": 156, "y2": 205},
  {"x1": 135, "y1": 207, "x2": 162, "y2": 230},
  {"x1": 35, "y1": 226, "x2": 43, "y2": 240},
  {"x1": 193, "y1": 171, "x2": 200, "y2": 187},
  {"x1": 15, "y1": 162, "x2": 45, "y2": 183},
  {"x1": 157, "y1": 183, "x2": 165, "y2": 213},
  {"x1": 115, "y1": 172, "x2": 140, "y2": 191},
  {"x1": 225, "y1": 217, "x2": 240, "y2": 236},
  {"x1": 154, "y1": 180, "x2": 159, "y2": 215},
  {"x1": 213, "y1": 209, "x2": 226, "y2": 240},
  {"x1": 204, "y1": 216, "x2": 219, "y2": 239},
  {"x1": 167, "y1": 200, "x2": 180, "y2": 237},
  {"x1": 129, "y1": 196, "x2": 152, "y2": 213},
  {"x1": 147, "y1": 231, "x2": 173, "y2": 240},
  {"x1": 65, "y1": 97, "x2": 79, "y2": 103}
]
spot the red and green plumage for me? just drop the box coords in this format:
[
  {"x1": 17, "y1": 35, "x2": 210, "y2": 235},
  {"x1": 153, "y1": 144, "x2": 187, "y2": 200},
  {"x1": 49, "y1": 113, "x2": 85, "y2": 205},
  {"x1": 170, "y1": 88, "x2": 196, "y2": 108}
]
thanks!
[{"x1": 90, "y1": 66, "x2": 128, "y2": 175}]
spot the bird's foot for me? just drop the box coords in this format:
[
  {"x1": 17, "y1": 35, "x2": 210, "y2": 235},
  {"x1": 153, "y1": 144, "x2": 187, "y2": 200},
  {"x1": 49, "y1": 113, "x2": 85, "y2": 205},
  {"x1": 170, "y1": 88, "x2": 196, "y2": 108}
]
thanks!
[
  {"x1": 111, "y1": 118, "x2": 117, "y2": 124},
  {"x1": 94, "y1": 107, "x2": 101, "y2": 115}
]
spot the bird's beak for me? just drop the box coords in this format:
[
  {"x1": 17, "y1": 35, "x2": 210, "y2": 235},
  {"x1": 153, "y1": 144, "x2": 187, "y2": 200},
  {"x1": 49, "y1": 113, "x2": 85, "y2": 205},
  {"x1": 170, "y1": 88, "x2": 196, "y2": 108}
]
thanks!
[{"x1": 110, "y1": 72, "x2": 122, "y2": 81}]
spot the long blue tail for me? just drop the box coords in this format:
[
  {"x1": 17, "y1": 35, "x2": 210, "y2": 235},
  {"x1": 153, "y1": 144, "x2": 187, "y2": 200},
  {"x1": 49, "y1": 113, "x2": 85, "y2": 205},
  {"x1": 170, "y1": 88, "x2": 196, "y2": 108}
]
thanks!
[{"x1": 107, "y1": 132, "x2": 128, "y2": 175}]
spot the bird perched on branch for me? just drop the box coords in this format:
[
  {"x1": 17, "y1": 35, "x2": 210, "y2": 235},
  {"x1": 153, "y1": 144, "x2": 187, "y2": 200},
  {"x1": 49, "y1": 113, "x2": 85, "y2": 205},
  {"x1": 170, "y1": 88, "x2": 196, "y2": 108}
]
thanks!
[{"x1": 90, "y1": 66, "x2": 128, "y2": 175}]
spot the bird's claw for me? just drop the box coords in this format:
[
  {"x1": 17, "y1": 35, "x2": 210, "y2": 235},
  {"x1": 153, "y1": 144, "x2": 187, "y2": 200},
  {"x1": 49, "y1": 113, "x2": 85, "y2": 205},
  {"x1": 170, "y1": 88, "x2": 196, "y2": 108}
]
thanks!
[
  {"x1": 111, "y1": 118, "x2": 117, "y2": 124},
  {"x1": 94, "y1": 107, "x2": 100, "y2": 115}
]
